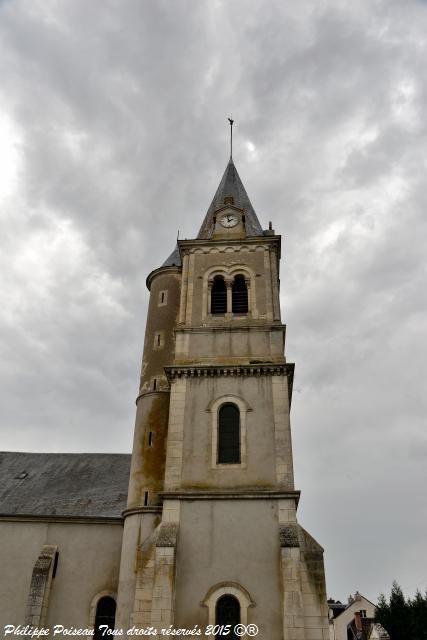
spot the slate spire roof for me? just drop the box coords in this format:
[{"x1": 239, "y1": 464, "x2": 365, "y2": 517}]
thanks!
[
  {"x1": 197, "y1": 158, "x2": 263, "y2": 239},
  {"x1": 160, "y1": 158, "x2": 263, "y2": 268}
]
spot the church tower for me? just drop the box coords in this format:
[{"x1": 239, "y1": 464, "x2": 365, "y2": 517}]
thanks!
[{"x1": 116, "y1": 146, "x2": 329, "y2": 639}]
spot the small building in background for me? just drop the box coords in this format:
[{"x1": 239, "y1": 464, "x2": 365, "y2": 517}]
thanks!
[{"x1": 328, "y1": 591, "x2": 389, "y2": 640}]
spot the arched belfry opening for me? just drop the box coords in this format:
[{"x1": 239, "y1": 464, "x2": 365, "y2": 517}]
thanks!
[
  {"x1": 218, "y1": 404, "x2": 240, "y2": 464},
  {"x1": 232, "y1": 275, "x2": 248, "y2": 314},
  {"x1": 216, "y1": 595, "x2": 241, "y2": 637},
  {"x1": 211, "y1": 276, "x2": 227, "y2": 314}
]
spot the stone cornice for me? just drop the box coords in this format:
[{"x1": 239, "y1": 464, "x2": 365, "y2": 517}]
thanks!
[
  {"x1": 161, "y1": 489, "x2": 300, "y2": 502},
  {"x1": 122, "y1": 506, "x2": 163, "y2": 518},
  {"x1": 135, "y1": 389, "x2": 171, "y2": 405},
  {"x1": 123, "y1": 491, "x2": 301, "y2": 517},
  {"x1": 146, "y1": 264, "x2": 181, "y2": 291},
  {"x1": 164, "y1": 363, "x2": 294, "y2": 404},
  {"x1": 178, "y1": 235, "x2": 281, "y2": 257},
  {"x1": 175, "y1": 324, "x2": 286, "y2": 334},
  {"x1": 165, "y1": 362, "x2": 293, "y2": 379}
]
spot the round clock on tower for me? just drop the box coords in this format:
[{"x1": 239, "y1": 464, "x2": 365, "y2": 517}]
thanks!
[{"x1": 220, "y1": 213, "x2": 238, "y2": 228}]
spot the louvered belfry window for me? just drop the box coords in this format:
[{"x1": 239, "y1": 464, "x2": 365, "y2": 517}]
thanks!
[
  {"x1": 232, "y1": 275, "x2": 248, "y2": 314},
  {"x1": 216, "y1": 595, "x2": 240, "y2": 637},
  {"x1": 218, "y1": 404, "x2": 240, "y2": 464},
  {"x1": 211, "y1": 276, "x2": 227, "y2": 314},
  {"x1": 94, "y1": 596, "x2": 116, "y2": 640}
]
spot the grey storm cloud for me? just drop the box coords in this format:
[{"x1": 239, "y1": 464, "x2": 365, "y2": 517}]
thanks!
[{"x1": 0, "y1": 0, "x2": 426, "y2": 603}]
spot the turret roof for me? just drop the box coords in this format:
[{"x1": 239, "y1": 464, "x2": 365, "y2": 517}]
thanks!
[{"x1": 161, "y1": 245, "x2": 181, "y2": 268}]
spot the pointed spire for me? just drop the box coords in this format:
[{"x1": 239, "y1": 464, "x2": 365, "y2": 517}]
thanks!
[{"x1": 197, "y1": 158, "x2": 263, "y2": 239}]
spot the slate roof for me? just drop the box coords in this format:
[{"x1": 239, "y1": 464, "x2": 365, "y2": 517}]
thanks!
[
  {"x1": 328, "y1": 600, "x2": 347, "y2": 619},
  {"x1": 0, "y1": 452, "x2": 131, "y2": 519},
  {"x1": 197, "y1": 158, "x2": 263, "y2": 239},
  {"x1": 161, "y1": 245, "x2": 182, "y2": 267}
]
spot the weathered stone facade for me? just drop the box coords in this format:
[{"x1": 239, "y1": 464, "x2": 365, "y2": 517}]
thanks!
[{"x1": 116, "y1": 158, "x2": 330, "y2": 638}]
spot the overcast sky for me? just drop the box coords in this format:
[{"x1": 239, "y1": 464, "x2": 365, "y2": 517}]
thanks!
[{"x1": 1, "y1": 0, "x2": 426, "y2": 605}]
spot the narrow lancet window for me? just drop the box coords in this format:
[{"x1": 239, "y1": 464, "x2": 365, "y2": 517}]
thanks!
[
  {"x1": 94, "y1": 596, "x2": 116, "y2": 640},
  {"x1": 216, "y1": 595, "x2": 240, "y2": 638},
  {"x1": 218, "y1": 404, "x2": 240, "y2": 464},
  {"x1": 232, "y1": 275, "x2": 248, "y2": 314},
  {"x1": 211, "y1": 276, "x2": 227, "y2": 314}
]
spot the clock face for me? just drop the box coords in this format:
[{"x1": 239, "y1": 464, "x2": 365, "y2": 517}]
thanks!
[{"x1": 220, "y1": 213, "x2": 238, "y2": 228}]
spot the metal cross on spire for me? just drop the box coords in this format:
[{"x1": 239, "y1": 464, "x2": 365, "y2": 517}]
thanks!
[{"x1": 228, "y1": 117, "x2": 234, "y2": 159}]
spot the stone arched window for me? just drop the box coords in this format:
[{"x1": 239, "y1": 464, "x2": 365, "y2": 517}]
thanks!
[
  {"x1": 216, "y1": 595, "x2": 240, "y2": 637},
  {"x1": 93, "y1": 595, "x2": 116, "y2": 639},
  {"x1": 211, "y1": 276, "x2": 227, "y2": 314},
  {"x1": 208, "y1": 395, "x2": 251, "y2": 469},
  {"x1": 203, "y1": 582, "x2": 254, "y2": 633},
  {"x1": 232, "y1": 275, "x2": 248, "y2": 314},
  {"x1": 218, "y1": 404, "x2": 240, "y2": 464}
]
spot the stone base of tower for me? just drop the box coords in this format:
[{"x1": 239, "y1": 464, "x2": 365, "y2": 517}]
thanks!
[{"x1": 119, "y1": 496, "x2": 328, "y2": 640}]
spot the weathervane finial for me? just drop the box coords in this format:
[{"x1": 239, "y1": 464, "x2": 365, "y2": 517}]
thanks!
[{"x1": 228, "y1": 117, "x2": 234, "y2": 158}]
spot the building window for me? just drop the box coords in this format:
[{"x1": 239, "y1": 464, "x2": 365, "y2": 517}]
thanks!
[
  {"x1": 211, "y1": 276, "x2": 227, "y2": 314},
  {"x1": 94, "y1": 596, "x2": 116, "y2": 640},
  {"x1": 216, "y1": 595, "x2": 240, "y2": 638},
  {"x1": 218, "y1": 404, "x2": 240, "y2": 464},
  {"x1": 360, "y1": 610, "x2": 367, "y2": 618},
  {"x1": 52, "y1": 551, "x2": 59, "y2": 578},
  {"x1": 158, "y1": 290, "x2": 168, "y2": 306},
  {"x1": 153, "y1": 332, "x2": 164, "y2": 350},
  {"x1": 209, "y1": 395, "x2": 250, "y2": 469},
  {"x1": 232, "y1": 275, "x2": 248, "y2": 314}
]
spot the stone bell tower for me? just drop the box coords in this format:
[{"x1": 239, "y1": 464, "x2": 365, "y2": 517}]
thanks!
[{"x1": 116, "y1": 151, "x2": 329, "y2": 640}]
